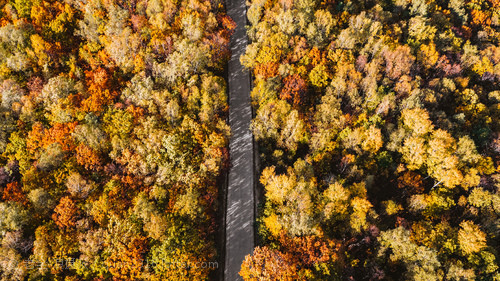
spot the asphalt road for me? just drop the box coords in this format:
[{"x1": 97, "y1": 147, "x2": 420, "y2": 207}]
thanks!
[{"x1": 223, "y1": 0, "x2": 254, "y2": 279}]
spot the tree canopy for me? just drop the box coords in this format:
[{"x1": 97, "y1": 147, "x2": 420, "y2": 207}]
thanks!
[
  {"x1": 241, "y1": 0, "x2": 500, "y2": 279},
  {"x1": 0, "y1": 0, "x2": 233, "y2": 279}
]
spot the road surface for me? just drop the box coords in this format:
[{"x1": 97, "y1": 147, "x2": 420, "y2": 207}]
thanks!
[{"x1": 224, "y1": 0, "x2": 254, "y2": 279}]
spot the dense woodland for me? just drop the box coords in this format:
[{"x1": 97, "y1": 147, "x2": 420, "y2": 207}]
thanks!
[
  {"x1": 240, "y1": 0, "x2": 500, "y2": 280},
  {"x1": 1, "y1": 0, "x2": 499, "y2": 279},
  {"x1": 0, "y1": 0, "x2": 233, "y2": 280}
]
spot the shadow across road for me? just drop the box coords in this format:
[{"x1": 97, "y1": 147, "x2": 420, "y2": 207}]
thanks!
[{"x1": 223, "y1": 0, "x2": 255, "y2": 280}]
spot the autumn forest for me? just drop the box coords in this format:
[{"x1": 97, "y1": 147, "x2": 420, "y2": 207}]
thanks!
[
  {"x1": 0, "y1": 0, "x2": 499, "y2": 280},
  {"x1": 0, "y1": 0, "x2": 232, "y2": 279}
]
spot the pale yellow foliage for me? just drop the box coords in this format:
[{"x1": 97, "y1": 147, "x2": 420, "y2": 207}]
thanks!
[{"x1": 458, "y1": 221, "x2": 487, "y2": 255}]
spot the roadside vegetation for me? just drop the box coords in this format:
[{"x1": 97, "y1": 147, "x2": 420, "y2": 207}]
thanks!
[
  {"x1": 240, "y1": 0, "x2": 500, "y2": 279},
  {"x1": 0, "y1": 0, "x2": 233, "y2": 279}
]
